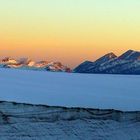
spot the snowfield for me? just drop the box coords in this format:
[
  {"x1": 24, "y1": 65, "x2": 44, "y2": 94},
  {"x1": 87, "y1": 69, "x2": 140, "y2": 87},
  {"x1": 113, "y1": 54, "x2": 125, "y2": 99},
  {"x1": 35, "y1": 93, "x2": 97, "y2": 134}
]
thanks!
[
  {"x1": 0, "y1": 101, "x2": 140, "y2": 140},
  {"x1": 0, "y1": 68, "x2": 140, "y2": 111},
  {"x1": 0, "y1": 68, "x2": 140, "y2": 140}
]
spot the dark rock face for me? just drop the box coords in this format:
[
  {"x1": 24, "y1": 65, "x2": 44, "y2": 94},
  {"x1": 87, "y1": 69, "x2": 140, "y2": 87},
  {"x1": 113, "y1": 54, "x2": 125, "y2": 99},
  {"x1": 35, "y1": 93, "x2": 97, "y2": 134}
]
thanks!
[
  {"x1": 74, "y1": 50, "x2": 140, "y2": 75},
  {"x1": 0, "y1": 101, "x2": 140, "y2": 140}
]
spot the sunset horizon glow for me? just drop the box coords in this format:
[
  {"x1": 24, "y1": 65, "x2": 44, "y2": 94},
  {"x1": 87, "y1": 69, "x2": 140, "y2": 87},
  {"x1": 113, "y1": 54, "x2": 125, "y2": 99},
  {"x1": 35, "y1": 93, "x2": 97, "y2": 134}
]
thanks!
[{"x1": 0, "y1": 0, "x2": 140, "y2": 68}]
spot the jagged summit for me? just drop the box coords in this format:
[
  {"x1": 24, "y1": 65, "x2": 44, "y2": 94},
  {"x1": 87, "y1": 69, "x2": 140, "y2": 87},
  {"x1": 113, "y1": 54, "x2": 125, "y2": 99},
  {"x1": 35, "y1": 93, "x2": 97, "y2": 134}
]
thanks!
[
  {"x1": 99, "y1": 52, "x2": 117, "y2": 59},
  {"x1": 94, "y1": 52, "x2": 117, "y2": 64},
  {"x1": 119, "y1": 50, "x2": 140, "y2": 60}
]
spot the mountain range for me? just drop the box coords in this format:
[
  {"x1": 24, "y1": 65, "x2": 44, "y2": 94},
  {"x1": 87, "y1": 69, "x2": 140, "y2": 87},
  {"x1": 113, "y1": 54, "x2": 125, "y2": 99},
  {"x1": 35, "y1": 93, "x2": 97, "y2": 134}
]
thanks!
[
  {"x1": 74, "y1": 50, "x2": 140, "y2": 75},
  {"x1": 0, "y1": 57, "x2": 71, "y2": 72},
  {"x1": 0, "y1": 50, "x2": 140, "y2": 75}
]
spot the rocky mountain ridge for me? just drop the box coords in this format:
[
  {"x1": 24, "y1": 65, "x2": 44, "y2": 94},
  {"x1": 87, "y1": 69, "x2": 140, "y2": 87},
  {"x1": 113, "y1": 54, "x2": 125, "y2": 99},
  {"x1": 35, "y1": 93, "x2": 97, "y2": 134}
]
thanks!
[{"x1": 74, "y1": 50, "x2": 140, "y2": 74}]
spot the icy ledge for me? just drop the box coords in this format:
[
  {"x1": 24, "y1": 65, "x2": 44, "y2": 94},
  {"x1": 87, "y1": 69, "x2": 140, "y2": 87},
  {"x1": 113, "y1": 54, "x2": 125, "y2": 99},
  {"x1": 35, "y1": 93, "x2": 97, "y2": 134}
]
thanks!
[{"x1": 0, "y1": 101, "x2": 140, "y2": 140}]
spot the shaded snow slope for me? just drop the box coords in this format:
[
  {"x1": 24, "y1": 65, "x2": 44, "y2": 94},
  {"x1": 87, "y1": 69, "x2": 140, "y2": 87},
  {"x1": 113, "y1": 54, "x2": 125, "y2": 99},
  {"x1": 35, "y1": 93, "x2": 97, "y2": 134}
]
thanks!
[
  {"x1": 0, "y1": 101, "x2": 140, "y2": 140},
  {"x1": 0, "y1": 68, "x2": 140, "y2": 111}
]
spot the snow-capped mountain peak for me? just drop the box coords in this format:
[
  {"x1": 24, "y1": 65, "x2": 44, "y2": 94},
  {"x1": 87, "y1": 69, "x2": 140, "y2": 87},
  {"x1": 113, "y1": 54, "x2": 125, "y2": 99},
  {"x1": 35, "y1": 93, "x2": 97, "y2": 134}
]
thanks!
[
  {"x1": 74, "y1": 50, "x2": 140, "y2": 75},
  {"x1": 94, "y1": 52, "x2": 117, "y2": 64},
  {"x1": 0, "y1": 57, "x2": 71, "y2": 72},
  {"x1": 118, "y1": 50, "x2": 140, "y2": 61},
  {"x1": 1, "y1": 57, "x2": 17, "y2": 64},
  {"x1": 18, "y1": 58, "x2": 35, "y2": 66},
  {"x1": 35, "y1": 61, "x2": 49, "y2": 68}
]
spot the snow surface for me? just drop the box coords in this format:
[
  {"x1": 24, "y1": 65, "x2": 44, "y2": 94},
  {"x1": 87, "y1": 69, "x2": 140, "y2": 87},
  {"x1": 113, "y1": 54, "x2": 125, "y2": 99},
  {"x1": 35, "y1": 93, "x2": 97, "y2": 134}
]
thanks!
[
  {"x1": 0, "y1": 101, "x2": 140, "y2": 140},
  {"x1": 0, "y1": 68, "x2": 140, "y2": 111}
]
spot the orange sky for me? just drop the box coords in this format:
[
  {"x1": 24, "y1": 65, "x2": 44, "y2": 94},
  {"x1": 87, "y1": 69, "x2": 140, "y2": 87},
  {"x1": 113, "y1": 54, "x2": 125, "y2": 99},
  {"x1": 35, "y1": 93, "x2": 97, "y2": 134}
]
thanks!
[{"x1": 0, "y1": 0, "x2": 140, "y2": 68}]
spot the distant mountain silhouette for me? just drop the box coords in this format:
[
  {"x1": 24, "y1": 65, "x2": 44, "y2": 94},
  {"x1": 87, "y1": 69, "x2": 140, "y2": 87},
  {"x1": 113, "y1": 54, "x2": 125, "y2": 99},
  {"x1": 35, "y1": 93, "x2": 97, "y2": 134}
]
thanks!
[
  {"x1": 74, "y1": 50, "x2": 140, "y2": 75},
  {"x1": 0, "y1": 57, "x2": 71, "y2": 72}
]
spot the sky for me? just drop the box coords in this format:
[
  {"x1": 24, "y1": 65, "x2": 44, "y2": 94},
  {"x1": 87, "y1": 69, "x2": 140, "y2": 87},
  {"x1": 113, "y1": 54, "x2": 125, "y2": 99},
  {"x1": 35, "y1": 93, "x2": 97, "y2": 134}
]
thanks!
[{"x1": 0, "y1": 0, "x2": 140, "y2": 68}]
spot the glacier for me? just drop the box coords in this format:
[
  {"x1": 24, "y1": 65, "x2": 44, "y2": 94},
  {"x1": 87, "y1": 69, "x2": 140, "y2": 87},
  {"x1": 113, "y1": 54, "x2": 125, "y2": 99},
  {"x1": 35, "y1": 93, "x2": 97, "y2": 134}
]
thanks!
[
  {"x1": 0, "y1": 68, "x2": 140, "y2": 111},
  {"x1": 0, "y1": 68, "x2": 140, "y2": 140}
]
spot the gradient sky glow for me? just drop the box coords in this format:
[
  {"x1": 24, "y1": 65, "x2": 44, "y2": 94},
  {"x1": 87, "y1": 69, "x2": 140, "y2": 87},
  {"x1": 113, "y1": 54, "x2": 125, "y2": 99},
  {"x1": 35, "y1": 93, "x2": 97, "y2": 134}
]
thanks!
[{"x1": 0, "y1": 0, "x2": 140, "y2": 67}]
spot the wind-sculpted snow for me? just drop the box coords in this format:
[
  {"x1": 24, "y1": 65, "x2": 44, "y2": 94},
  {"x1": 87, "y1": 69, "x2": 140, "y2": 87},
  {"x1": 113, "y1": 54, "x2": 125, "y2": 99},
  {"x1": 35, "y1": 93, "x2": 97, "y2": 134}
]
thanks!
[{"x1": 0, "y1": 101, "x2": 140, "y2": 140}]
